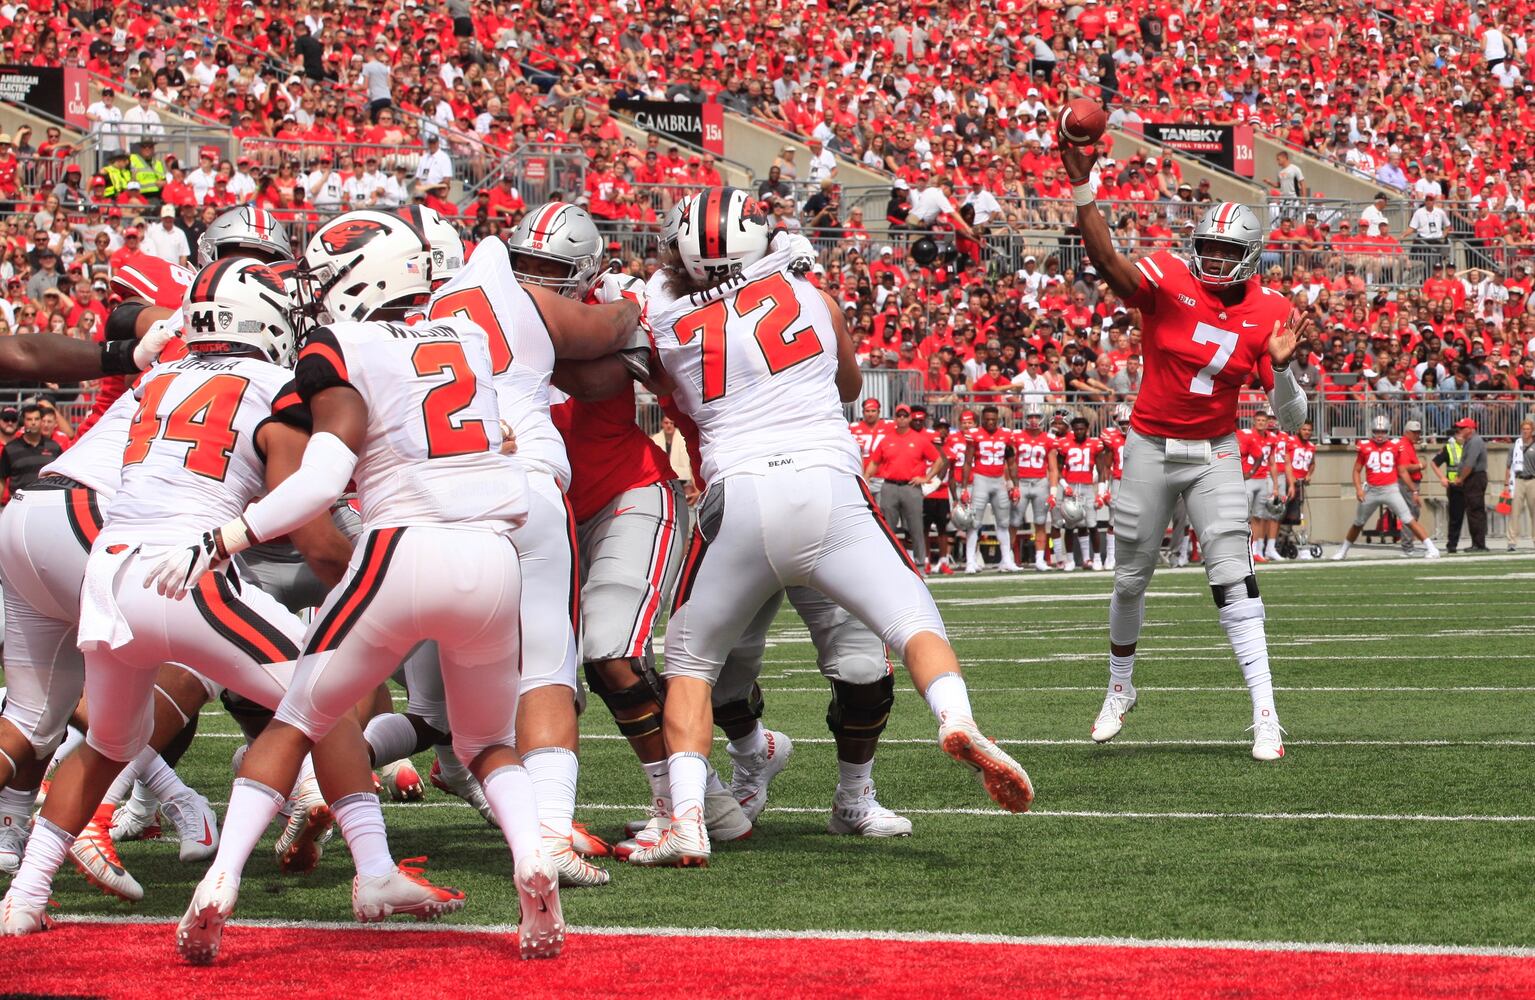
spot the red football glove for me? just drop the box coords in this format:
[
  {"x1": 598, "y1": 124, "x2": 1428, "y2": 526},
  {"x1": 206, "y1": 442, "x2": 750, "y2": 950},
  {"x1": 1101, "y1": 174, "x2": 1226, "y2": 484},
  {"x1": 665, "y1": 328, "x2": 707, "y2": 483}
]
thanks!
[
  {"x1": 959, "y1": 489, "x2": 972, "y2": 506},
  {"x1": 1046, "y1": 493, "x2": 1057, "y2": 509},
  {"x1": 1008, "y1": 486, "x2": 1020, "y2": 503},
  {"x1": 1094, "y1": 491, "x2": 1106, "y2": 509}
]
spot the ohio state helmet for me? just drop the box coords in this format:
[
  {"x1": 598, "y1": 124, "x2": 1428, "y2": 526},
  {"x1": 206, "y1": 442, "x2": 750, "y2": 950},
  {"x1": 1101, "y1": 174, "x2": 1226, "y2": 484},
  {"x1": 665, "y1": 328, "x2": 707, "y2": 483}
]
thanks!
[
  {"x1": 1265, "y1": 492, "x2": 1287, "y2": 517},
  {"x1": 301, "y1": 210, "x2": 433, "y2": 323},
  {"x1": 110, "y1": 254, "x2": 196, "y2": 309},
  {"x1": 672, "y1": 187, "x2": 773, "y2": 284},
  {"x1": 183, "y1": 257, "x2": 297, "y2": 365},
  {"x1": 1189, "y1": 202, "x2": 1264, "y2": 286},
  {"x1": 506, "y1": 201, "x2": 602, "y2": 299},
  {"x1": 197, "y1": 205, "x2": 292, "y2": 267},
  {"x1": 950, "y1": 502, "x2": 976, "y2": 532},
  {"x1": 1059, "y1": 496, "x2": 1088, "y2": 529},
  {"x1": 396, "y1": 205, "x2": 464, "y2": 287}
]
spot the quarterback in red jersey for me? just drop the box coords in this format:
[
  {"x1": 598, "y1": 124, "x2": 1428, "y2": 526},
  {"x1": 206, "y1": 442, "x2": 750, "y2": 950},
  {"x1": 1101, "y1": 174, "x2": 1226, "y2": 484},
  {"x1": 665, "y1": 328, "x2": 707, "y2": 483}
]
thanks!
[
  {"x1": 1061, "y1": 141, "x2": 1311, "y2": 762},
  {"x1": 1332, "y1": 416, "x2": 1439, "y2": 560}
]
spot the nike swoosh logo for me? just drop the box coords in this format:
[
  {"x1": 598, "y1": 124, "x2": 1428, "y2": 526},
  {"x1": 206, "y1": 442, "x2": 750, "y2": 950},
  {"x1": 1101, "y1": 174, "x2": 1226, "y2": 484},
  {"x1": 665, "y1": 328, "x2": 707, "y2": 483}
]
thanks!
[
  {"x1": 1214, "y1": 452, "x2": 1233, "y2": 459},
  {"x1": 1241, "y1": 322, "x2": 1258, "y2": 328},
  {"x1": 198, "y1": 819, "x2": 214, "y2": 847},
  {"x1": 613, "y1": 506, "x2": 636, "y2": 516}
]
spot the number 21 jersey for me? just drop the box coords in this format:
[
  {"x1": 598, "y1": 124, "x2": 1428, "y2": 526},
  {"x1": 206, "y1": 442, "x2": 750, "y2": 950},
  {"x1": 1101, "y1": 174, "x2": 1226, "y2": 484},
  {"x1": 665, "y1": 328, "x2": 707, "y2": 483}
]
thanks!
[
  {"x1": 648, "y1": 252, "x2": 860, "y2": 484},
  {"x1": 1127, "y1": 250, "x2": 1292, "y2": 441}
]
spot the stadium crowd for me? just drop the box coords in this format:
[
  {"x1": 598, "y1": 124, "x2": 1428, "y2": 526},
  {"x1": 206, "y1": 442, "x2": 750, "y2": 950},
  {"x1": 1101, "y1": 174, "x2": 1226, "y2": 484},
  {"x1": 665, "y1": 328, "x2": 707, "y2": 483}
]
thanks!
[{"x1": 0, "y1": 0, "x2": 1534, "y2": 442}]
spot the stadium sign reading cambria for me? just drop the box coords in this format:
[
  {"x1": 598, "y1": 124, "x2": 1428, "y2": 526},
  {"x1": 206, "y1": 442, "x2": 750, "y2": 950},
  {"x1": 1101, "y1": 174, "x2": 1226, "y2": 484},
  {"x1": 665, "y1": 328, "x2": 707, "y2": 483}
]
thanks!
[
  {"x1": 1132, "y1": 122, "x2": 1255, "y2": 177},
  {"x1": 611, "y1": 100, "x2": 724, "y2": 155}
]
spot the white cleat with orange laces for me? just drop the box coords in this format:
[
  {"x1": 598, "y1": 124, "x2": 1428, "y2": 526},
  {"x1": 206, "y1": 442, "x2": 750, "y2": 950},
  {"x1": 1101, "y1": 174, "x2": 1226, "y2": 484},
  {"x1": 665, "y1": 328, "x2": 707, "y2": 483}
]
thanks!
[
  {"x1": 938, "y1": 716, "x2": 1034, "y2": 814},
  {"x1": 544, "y1": 827, "x2": 610, "y2": 888},
  {"x1": 0, "y1": 893, "x2": 52, "y2": 936},
  {"x1": 69, "y1": 805, "x2": 144, "y2": 901},
  {"x1": 626, "y1": 806, "x2": 710, "y2": 868},
  {"x1": 352, "y1": 857, "x2": 465, "y2": 922},
  {"x1": 1091, "y1": 690, "x2": 1138, "y2": 743},
  {"x1": 377, "y1": 760, "x2": 426, "y2": 802}
]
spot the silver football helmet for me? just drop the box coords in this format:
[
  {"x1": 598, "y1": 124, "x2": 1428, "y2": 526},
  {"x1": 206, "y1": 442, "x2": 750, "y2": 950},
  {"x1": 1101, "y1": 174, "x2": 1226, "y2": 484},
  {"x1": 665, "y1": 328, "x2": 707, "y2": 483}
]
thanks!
[
  {"x1": 1265, "y1": 491, "x2": 1288, "y2": 518},
  {"x1": 1189, "y1": 202, "x2": 1264, "y2": 286},
  {"x1": 1371, "y1": 414, "x2": 1391, "y2": 438},
  {"x1": 197, "y1": 205, "x2": 292, "y2": 267},
  {"x1": 950, "y1": 501, "x2": 977, "y2": 533},
  {"x1": 1059, "y1": 496, "x2": 1088, "y2": 529},
  {"x1": 1113, "y1": 402, "x2": 1132, "y2": 425},
  {"x1": 507, "y1": 201, "x2": 602, "y2": 299}
]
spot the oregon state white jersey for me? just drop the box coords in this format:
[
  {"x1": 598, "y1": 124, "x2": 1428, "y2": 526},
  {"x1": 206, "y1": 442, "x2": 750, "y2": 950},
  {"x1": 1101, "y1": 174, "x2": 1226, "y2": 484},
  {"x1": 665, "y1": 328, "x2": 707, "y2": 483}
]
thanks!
[
  {"x1": 38, "y1": 390, "x2": 139, "y2": 498},
  {"x1": 424, "y1": 237, "x2": 571, "y2": 488},
  {"x1": 648, "y1": 248, "x2": 860, "y2": 483},
  {"x1": 102, "y1": 355, "x2": 299, "y2": 545},
  {"x1": 293, "y1": 316, "x2": 529, "y2": 533}
]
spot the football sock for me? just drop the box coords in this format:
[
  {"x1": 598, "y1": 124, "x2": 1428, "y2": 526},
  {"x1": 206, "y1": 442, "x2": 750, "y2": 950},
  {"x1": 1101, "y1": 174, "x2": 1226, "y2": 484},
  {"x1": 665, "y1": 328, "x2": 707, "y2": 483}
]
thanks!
[
  {"x1": 1108, "y1": 652, "x2": 1137, "y2": 695},
  {"x1": 482, "y1": 765, "x2": 542, "y2": 860},
  {"x1": 923, "y1": 672, "x2": 973, "y2": 723},
  {"x1": 140, "y1": 751, "x2": 193, "y2": 803},
  {"x1": 207, "y1": 778, "x2": 285, "y2": 883},
  {"x1": 127, "y1": 779, "x2": 159, "y2": 816},
  {"x1": 522, "y1": 747, "x2": 577, "y2": 839},
  {"x1": 641, "y1": 759, "x2": 671, "y2": 811},
  {"x1": 996, "y1": 526, "x2": 1014, "y2": 564},
  {"x1": 726, "y1": 722, "x2": 767, "y2": 760},
  {"x1": 1336, "y1": 540, "x2": 1351, "y2": 557},
  {"x1": 1105, "y1": 533, "x2": 1116, "y2": 562},
  {"x1": 6, "y1": 816, "x2": 71, "y2": 907},
  {"x1": 332, "y1": 792, "x2": 394, "y2": 878},
  {"x1": 667, "y1": 751, "x2": 709, "y2": 816},
  {"x1": 1078, "y1": 536, "x2": 1091, "y2": 565},
  {"x1": 363, "y1": 713, "x2": 418, "y2": 768},
  {"x1": 965, "y1": 530, "x2": 981, "y2": 568},
  {"x1": 0, "y1": 785, "x2": 37, "y2": 822},
  {"x1": 1219, "y1": 597, "x2": 1277, "y2": 725},
  {"x1": 1424, "y1": 538, "x2": 1439, "y2": 555},
  {"x1": 835, "y1": 758, "x2": 874, "y2": 799}
]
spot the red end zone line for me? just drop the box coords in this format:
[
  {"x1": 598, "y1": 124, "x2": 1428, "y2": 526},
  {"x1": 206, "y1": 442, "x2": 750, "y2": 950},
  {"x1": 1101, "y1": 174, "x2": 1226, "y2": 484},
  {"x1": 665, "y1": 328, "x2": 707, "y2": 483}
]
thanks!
[{"x1": 9, "y1": 920, "x2": 1533, "y2": 1000}]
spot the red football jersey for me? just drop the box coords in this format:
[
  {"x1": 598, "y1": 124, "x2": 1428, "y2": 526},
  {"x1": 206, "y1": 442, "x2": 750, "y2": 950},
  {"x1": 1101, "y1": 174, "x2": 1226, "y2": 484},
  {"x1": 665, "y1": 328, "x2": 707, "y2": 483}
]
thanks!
[
  {"x1": 849, "y1": 418, "x2": 894, "y2": 460},
  {"x1": 1127, "y1": 250, "x2": 1292, "y2": 440},
  {"x1": 551, "y1": 383, "x2": 676, "y2": 522},
  {"x1": 1053, "y1": 435, "x2": 1104, "y2": 485},
  {"x1": 1237, "y1": 428, "x2": 1269, "y2": 479},
  {"x1": 966, "y1": 425, "x2": 1012, "y2": 478},
  {"x1": 1395, "y1": 435, "x2": 1422, "y2": 482},
  {"x1": 1356, "y1": 438, "x2": 1401, "y2": 487},
  {"x1": 1100, "y1": 426, "x2": 1126, "y2": 479},
  {"x1": 1288, "y1": 437, "x2": 1316, "y2": 481},
  {"x1": 942, "y1": 432, "x2": 968, "y2": 491},
  {"x1": 1012, "y1": 427, "x2": 1052, "y2": 480}
]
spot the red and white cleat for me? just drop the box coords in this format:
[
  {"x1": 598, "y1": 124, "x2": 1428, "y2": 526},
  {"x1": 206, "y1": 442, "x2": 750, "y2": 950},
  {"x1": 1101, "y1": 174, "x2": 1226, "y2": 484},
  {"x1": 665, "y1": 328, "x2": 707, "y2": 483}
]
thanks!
[
  {"x1": 626, "y1": 806, "x2": 710, "y2": 868},
  {"x1": 938, "y1": 716, "x2": 1034, "y2": 814},
  {"x1": 352, "y1": 856, "x2": 465, "y2": 922},
  {"x1": 569, "y1": 820, "x2": 611, "y2": 858},
  {"x1": 515, "y1": 854, "x2": 565, "y2": 959},
  {"x1": 176, "y1": 871, "x2": 239, "y2": 965},
  {"x1": 70, "y1": 805, "x2": 144, "y2": 901}
]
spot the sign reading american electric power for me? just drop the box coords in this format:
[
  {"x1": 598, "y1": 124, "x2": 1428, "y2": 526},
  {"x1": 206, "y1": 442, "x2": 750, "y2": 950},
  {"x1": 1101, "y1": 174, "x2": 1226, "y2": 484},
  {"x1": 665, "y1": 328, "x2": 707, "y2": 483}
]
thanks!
[
  {"x1": 611, "y1": 100, "x2": 724, "y2": 156},
  {"x1": 1133, "y1": 123, "x2": 1255, "y2": 178},
  {"x1": 0, "y1": 65, "x2": 90, "y2": 130}
]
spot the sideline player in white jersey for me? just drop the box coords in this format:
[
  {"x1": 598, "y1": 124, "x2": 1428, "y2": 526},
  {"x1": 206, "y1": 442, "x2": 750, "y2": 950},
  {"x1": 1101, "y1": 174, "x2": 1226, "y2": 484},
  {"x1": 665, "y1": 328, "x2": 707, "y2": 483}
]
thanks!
[
  {"x1": 420, "y1": 202, "x2": 649, "y2": 887},
  {"x1": 168, "y1": 210, "x2": 596, "y2": 963},
  {"x1": 631, "y1": 188, "x2": 1032, "y2": 867},
  {"x1": 0, "y1": 259, "x2": 393, "y2": 936},
  {"x1": 1060, "y1": 142, "x2": 1311, "y2": 761}
]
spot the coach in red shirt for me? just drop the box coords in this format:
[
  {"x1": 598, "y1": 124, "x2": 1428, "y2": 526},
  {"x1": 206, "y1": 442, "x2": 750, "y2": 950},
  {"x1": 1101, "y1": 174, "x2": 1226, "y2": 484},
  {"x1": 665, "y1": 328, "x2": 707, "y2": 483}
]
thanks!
[{"x1": 866, "y1": 404, "x2": 946, "y2": 574}]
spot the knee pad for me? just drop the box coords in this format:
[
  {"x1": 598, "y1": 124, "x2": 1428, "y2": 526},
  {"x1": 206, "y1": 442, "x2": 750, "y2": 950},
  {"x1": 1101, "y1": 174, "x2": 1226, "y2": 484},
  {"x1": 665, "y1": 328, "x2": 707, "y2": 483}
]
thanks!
[
  {"x1": 220, "y1": 690, "x2": 276, "y2": 741},
  {"x1": 584, "y1": 658, "x2": 664, "y2": 740},
  {"x1": 826, "y1": 673, "x2": 895, "y2": 739},
  {"x1": 1114, "y1": 566, "x2": 1154, "y2": 601},
  {"x1": 1211, "y1": 574, "x2": 1261, "y2": 609},
  {"x1": 713, "y1": 682, "x2": 765, "y2": 731}
]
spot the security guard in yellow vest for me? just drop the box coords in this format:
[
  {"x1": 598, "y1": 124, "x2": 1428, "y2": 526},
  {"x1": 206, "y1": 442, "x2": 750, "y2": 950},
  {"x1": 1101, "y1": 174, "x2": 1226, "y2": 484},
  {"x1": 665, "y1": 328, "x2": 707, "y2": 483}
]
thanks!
[
  {"x1": 129, "y1": 139, "x2": 166, "y2": 200},
  {"x1": 102, "y1": 151, "x2": 134, "y2": 199},
  {"x1": 1432, "y1": 435, "x2": 1465, "y2": 552}
]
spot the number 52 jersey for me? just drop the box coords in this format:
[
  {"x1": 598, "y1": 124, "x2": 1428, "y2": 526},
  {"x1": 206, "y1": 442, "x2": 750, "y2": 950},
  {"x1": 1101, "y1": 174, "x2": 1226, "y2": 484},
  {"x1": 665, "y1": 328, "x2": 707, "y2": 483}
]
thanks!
[
  {"x1": 295, "y1": 317, "x2": 529, "y2": 532},
  {"x1": 1127, "y1": 250, "x2": 1292, "y2": 441},
  {"x1": 647, "y1": 249, "x2": 861, "y2": 484}
]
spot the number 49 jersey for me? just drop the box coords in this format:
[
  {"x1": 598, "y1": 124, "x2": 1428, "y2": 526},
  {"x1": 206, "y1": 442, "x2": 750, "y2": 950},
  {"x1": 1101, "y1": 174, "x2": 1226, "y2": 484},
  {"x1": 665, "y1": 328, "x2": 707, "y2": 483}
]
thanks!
[
  {"x1": 103, "y1": 355, "x2": 300, "y2": 545},
  {"x1": 1127, "y1": 250, "x2": 1292, "y2": 441},
  {"x1": 294, "y1": 317, "x2": 529, "y2": 532},
  {"x1": 648, "y1": 249, "x2": 860, "y2": 484}
]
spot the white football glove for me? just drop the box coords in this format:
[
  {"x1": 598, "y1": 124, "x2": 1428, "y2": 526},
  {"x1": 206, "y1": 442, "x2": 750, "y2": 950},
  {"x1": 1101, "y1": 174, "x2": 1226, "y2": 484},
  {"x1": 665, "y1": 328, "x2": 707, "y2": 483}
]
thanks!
[
  {"x1": 142, "y1": 530, "x2": 226, "y2": 599},
  {"x1": 133, "y1": 309, "x2": 183, "y2": 370},
  {"x1": 770, "y1": 231, "x2": 818, "y2": 275},
  {"x1": 592, "y1": 271, "x2": 647, "y2": 308}
]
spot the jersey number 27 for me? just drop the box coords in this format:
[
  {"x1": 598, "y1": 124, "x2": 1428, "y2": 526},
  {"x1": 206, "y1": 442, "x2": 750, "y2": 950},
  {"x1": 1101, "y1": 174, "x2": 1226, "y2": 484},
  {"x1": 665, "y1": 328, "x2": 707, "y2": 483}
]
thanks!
[{"x1": 674, "y1": 273, "x2": 823, "y2": 402}]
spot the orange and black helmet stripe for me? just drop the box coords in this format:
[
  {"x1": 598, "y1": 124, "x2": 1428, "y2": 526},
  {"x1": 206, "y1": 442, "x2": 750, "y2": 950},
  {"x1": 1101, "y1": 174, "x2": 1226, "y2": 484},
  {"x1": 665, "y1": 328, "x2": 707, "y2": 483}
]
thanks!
[
  {"x1": 64, "y1": 488, "x2": 103, "y2": 552},
  {"x1": 194, "y1": 570, "x2": 300, "y2": 665},
  {"x1": 700, "y1": 188, "x2": 724, "y2": 260},
  {"x1": 306, "y1": 527, "x2": 405, "y2": 655},
  {"x1": 190, "y1": 256, "x2": 239, "y2": 303}
]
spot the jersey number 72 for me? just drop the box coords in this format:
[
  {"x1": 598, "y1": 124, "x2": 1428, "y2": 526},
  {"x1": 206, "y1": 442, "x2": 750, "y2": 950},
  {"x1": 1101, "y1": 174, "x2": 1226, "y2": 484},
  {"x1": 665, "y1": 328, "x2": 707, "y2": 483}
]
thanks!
[{"x1": 674, "y1": 273, "x2": 823, "y2": 402}]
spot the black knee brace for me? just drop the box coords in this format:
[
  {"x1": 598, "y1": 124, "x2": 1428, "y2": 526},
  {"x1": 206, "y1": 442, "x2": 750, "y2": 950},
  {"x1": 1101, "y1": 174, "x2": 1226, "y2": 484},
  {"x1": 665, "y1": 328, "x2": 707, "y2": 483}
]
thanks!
[
  {"x1": 714, "y1": 683, "x2": 766, "y2": 732},
  {"x1": 826, "y1": 674, "x2": 895, "y2": 739},
  {"x1": 1211, "y1": 574, "x2": 1261, "y2": 608},
  {"x1": 585, "y1": 660, "x2": 664, "y2": 741}
]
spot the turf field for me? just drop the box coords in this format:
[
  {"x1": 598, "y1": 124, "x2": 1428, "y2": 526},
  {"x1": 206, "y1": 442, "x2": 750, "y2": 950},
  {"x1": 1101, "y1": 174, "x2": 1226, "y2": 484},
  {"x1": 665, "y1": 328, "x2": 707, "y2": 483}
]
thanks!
[{"x1": 8, "y1": 552, "x2": 1534, "y2": 995}]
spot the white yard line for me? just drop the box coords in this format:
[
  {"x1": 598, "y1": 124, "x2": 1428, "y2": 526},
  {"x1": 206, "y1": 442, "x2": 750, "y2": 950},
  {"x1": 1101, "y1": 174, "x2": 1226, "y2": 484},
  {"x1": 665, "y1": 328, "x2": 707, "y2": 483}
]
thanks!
[{"x1": 45, "y1": 913, "x2": 1535, "y2": 958}]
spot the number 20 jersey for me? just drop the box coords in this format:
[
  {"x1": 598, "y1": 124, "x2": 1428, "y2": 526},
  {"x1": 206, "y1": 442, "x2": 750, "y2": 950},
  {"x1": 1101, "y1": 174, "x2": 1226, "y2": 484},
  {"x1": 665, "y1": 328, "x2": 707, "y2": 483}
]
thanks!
[
  {"x1": 295, "y1": 317, "x2": 529, "y2": 533},
  {"x1": 103, "y1": 355, "x2": 300, "y2": 545},
  {"x1": 1126, "y1": 250, "x2": 1292, "y2": 441},
  {"x1": 647, "y1": 251, "x2": 861, "y2": 484}
]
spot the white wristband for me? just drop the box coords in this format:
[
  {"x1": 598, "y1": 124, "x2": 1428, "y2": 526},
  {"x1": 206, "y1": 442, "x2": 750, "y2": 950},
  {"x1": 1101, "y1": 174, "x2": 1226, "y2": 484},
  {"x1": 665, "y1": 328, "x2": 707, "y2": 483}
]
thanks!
[
  {"x1": 1072, "y1": 184, "x2": 1095, "y2": 207},
  {"x1": 216, "y1": 516, "x2": 253, "y2": 558}
]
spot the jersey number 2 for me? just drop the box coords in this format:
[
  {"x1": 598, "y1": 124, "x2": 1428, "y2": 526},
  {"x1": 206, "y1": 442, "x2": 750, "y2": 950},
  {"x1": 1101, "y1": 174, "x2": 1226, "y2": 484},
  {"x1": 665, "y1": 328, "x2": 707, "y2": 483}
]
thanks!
[
  {"x1": 1189, "y1": 322, "x2": 1238, "y2": 396},
  {"x1": 123, "y1": 373, "x2": 249, "y2": 481},
  {"x1": 413, "y1": 342, "x2": 491, "y2": 458},
  {"x1": 674, "y1": 273, "x2": 823, "y2": 402}
]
